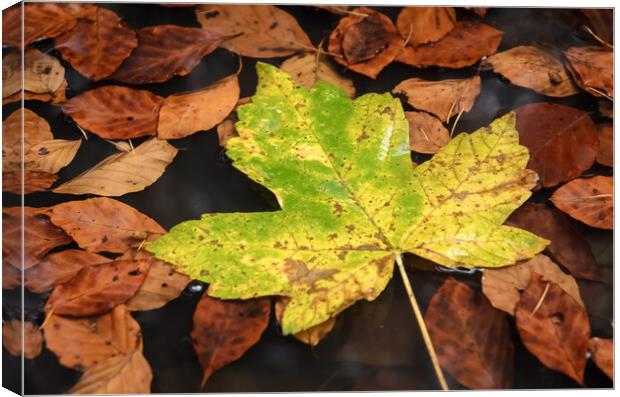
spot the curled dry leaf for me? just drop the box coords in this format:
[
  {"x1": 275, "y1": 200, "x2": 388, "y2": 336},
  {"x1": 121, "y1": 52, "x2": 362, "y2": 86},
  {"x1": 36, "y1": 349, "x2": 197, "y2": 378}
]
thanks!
[
  {"x1": 596, "y1": 124, "x2": 612, "y2": 167},
  {"x1": 111, "y1": 25, "x2": 222, "y2": 84},
  {"x1": 280, "y1": 53, "x2": 356, "y2": 97},
  {"x1": 507, "y1": 203, "x2": 598, "y2": 280},
  {"x1": 215, "y1": 97, "x2": 250, "y2": 148},
  {"x1": 515, "y1": 273, "x2": 590, "y2": 384},
  {"x1": 565, "y1": 47, "x2": 613, "y2": 99},
  {"x1": 45, "y1": 197, "x2": 165, "y2": 254},
  {"x1": 3, "y1": 49, "x2": 65, "y2": 99},
  {"x1": 195, "y1": 4, "x2": 312, "y2": 58},
  {"x1": 482, "y1": 254, "x2": 583, "y2": 316},
  {"x1": 484, "y1": 46, "x2": 579, "y2": 97},
  {"x1": 62, "y1": 85, "x2": 164, "y2": 139},
  {"x1": 44, "y1": 305, "x2": 141, "y2": 370},
  {"x1": 589, "y1": 337, "x2": 613, "y2": 380},
  {"x1": 550, "y1": 176, "x2": 613, "y2": 230},
  {"x1": 69, "y1": 350, "x2": 152, "y2": 394},
  {"x1": 404, "y1": 111, "x2": 450, "y2": 154},
  {"x1": 397, "y1": 21, "x2": 503, "y2": 69},
  {"x1": 515, "y1": 102, "x2": 598, "y2": 188},
  {"x1": 45, "y1": 259, "x2": 151, "y2": 316},
  {"x1": 328, "y1": 7, "x2": 403, "y2": 79},
  {"x1": 2, "y1": 320, "x2": 43, "y2": 360},
  {"x1": 191, "y1": 294, "x2": 270, "y2": 387},
  {"x1": 275, "y1": 298, "x2": 336, "y2": 346},
  {"x1": 2, "y1": 3, "x2": 79, "y2": 48},
  {"x1": 158, "y1": 75, "x2": 240, "y2": 140},
  {"x1": 394, "y1": 76, "x2": 480, "y2": 121},
  {"x1": 396, "y1": 7, "x2": 456, "y2": 46},
  {"x1": 52, "y1": 137, "x2": 178, "y2": 196},
  {"x1": 425, "y1": 278, "x2": 514, "y2": 389},
  {"x1": 24, "y1": 249, "x2": 110, "y2": 294},
  {"x1": 25, "y1": 139, "x2": 82, "y2": 174},
  {"x1": 54, "y1": 6, "x2": 137, "y2": 81},
  {"x1": 2, "y1": 207, "x2": 72, "y2": 270},
  {"x1": 2, "y1": 171, "x2": 58, "y2": 194}
]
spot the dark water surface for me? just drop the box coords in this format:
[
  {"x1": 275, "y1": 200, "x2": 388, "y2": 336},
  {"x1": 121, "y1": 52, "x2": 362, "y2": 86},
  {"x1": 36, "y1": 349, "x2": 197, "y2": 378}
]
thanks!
[{"x1": 2, "y1": 3, "x2": 613, "y2": 393}]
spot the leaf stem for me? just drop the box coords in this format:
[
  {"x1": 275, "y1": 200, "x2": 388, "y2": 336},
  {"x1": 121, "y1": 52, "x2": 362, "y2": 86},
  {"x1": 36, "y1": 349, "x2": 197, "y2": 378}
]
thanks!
[{"x1": 395, "y1": 253, "x2": 449, "y2": 391}]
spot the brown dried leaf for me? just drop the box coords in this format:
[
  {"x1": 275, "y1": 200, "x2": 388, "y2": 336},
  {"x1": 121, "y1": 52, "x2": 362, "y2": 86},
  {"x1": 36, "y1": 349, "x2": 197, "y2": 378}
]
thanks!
[
  {"x1": 44, "y1": 305, "x2": 141, "y2": 370},
  {"x1": 394, "y1": 76, "x2": 481, "y2": 121},
  {"x1": 397, "y1": 21, "x2": 502, "y2": 69},
  {"x1": 195, "y1": 4, "x2": 312, "y2": 58},
  {"x1": 581, "y1": 9, "x2": 613, "y2": 45},
  {"x1": 69, "y1": 350, "x2": 152, "y2": 394},
  {"x1": 396, "y1": 7, "x2": 456, "y2": 46},
  {"x1": 596, "y1": 123, "x2": 612, "y2": 166},
  {"x1": 191, "y1": 294, "x2": 270, "y2": 386},
  {"x1": 110, "y1": 25, "x2": 222, "y2": 84},
  {"x1": 482, "y1": 254, "x2": 583, "y2": 316},
  {"x1": 589, "y1": 337, "x2": 613, "y2": 380},
  {"x1": 565, "y1": 46, "x2": 613, "y2": 99},
  {"x1": 484, "y1": 46, "x2": 579, "y2": 97},
  {"x1": 3, "y1": 108, "x2": 53, "y2": 172},
  {"x1": 2, "y1": 3, "x2": 79, "y2": 48},
  {"x1": 24, "y1": 249, "x2": 110, "y2": 294},
  {"x1": 52, "y1": 137, "x2": 178, "y2": 196},
  {"x1": 62, "y1": 86, "x2": 164, "y2": 140},
  {"x1": 2, "y1": 79, "x2": 68, "y2": 105},
  {"x1": 158, "y1": 75, "x2": 239, "y2": 140},
  {"x1": 25, "y1": 139, "x2": 81, "y2": 174},
  {"x1": 54, "y1": 7, "x2": 137, "y2": 81},
  {"x1": 280, "y1": 53, "x2": 356, "y2": 97},
  {"x1": 2, "y1": 171, "x2": 58, "y2": 194},
  {"x1": 515, "y1": 102, "x2": 598, "y2": 188},
  {"x1": 328, "y1": 7, "x2": 403, "y2": 79},
  {"x1": 2, "y1": 207, "x2": 72, "y2": 270},
  {"x1": 550, "y1": 176, "x2": 613, "y2": 230},
  {"x1": 507, "y1": 203, "x2": 598, "y2": 280},
  {"x1": 3, "y1": 262, "x2": 21, "y2": 289},
  {"x1": 215, "y1": 97, "x2": 250, "y2": 148},
  {"x1": 3, "y1": 49, "x2": 65, "y2": 99},
  {"x1": 404, "y1": 111, "x2": 450, "y2": 154},
  {"x1": 275, "y1": 298, "x2": 335, "y2": 346},
  {"x1": 598, "y1": 99, "x2": 613, "y2": 118},
  {"x1": 515, "y1": 273, "x2": 590, "y2": 384},
  {"x1": 45, "y1": 259, "x2": 150, "y2": 316},
  {"x1": 425, "y1": 278, "x2": 514, "y2": 389},
  {"x1": 2, "y1": 320, "x2": 43, "y2": 360},
  {"x1": 44, "y1": 197, "x2": 165, "y2": 254}
]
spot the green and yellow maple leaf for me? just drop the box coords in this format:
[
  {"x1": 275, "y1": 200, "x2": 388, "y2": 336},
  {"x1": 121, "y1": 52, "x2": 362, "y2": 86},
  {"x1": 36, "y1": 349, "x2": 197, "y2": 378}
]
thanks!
[{"x1": 148, "y1": 63, "x2": 548, "y2": 334}]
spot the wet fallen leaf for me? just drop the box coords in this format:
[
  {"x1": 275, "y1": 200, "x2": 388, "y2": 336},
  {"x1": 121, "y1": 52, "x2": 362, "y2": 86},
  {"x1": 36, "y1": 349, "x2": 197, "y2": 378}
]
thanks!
[
  {"x1": 281, "y1": 53, "x2": 356, "y2": 97},
  {"x1": 550, "y1": 176, "x2": 613, "y2": 230},
  {"x1": 215, "y1": 97, "x2": 250, "y2": 148},
  {"x1": 62, "y1": 86, "x2": 164, "y2": 139},
  {"x1": 191, "y1": 294, "x2": 270, "y2": 387},
  {"x1": 44, "y1": 197, "x2": 165, "y2": 254},
  {"x1": 394, "y1": 76, "x2": 481, "y2": 121},
  {"x1": 589, "y1": 337, "x2": 613, "y2": 380},
  {"x1": 2, "y1": 320, "x2": 43, "y2": 360},
  {"x1": 396, "y1": 7, "x2": 456, "y2": 46},
  {"x1": 54, "y1": 6, "x2": 137, "y2": 81},
  {"x1": 515, "y1": 272, "x2": 590, "y2": 384},
  {"x1": 24, "y1": 249, "x2": 110, "y2": 294},
  {"x1": 2, "y1": 3, "x2": 79, "y2": 48},
  {"x1": 328, "y1": 7, "x2": 403, "y2": 79},
  {"x1": 515, "y1": 102, "x2": 598, "y2": 188},
  {"x1": 404, "y1": 111, "x2": 450, "y2": 154},
  {"x1": 275, "y1": 298, "x2": 336, "y2": 346},
  {"x1": 482, "y1": 254, "x2": 583, "y2": 316},
  {"x1": 2, "y1": 171, "x2": 59, "y2": 194},
  {"x1": 69, "y1": 350, "x2": 152, "y2": 394},
  {"x1": 158, "y1": 75, "x2": 239, "y2": 140},
  {"x1": 425, "y1": 278, "x2": 514, "y2": 389},
  {"x1": 45, "y1": 259, "x2": 150, "y2": 316},
  {"x1": 3, "y1": 108, "x2": 53, "y2": 171},
  {"x1": 2, "y1": 262, "x2": 21, "y2": 289},
  {"x1": 195, "y1": 4, "x2": 312, "y2": 58},
  {"x1": 565, "y1": 46, "x2": 613, "y2": 99},
  {"x1": 25, "y1": 139, "x2": 82, "y2": 174},
  {"x1": 595, "y1": 123, "x2": 612, "y2": 166},
  {"x1": 3, "y1": 49, "x2": 65, "y2": 99},
  {"x1": 53, "y1": 137, "x2": 178, "y2": 196},
  {"x1": 397, "y1": 21, "x2": 503, "y2": 68},
  {"x1": 2, "y1": 206, "x2": 72, "y2": 270},
  {"x1": 507, "y1": 203, "x2": 598, "y2": 280},
  {"x1": 2, "y1": 80, "x2": 68, "y2": 105},
  {"x1": 44, "y1": 305, "x2": 141, "y2": 370},
  {"x1": 484, "y1": 46, "x2": 579, "y2": 97}
]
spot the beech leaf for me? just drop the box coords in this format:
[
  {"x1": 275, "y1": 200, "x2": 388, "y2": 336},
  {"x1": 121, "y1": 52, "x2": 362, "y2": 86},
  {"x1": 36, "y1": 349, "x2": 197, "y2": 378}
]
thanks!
[
  {"x1": 396, "y1": 7, "x2": 456, "y2": 46},
  {"x1": 148, "y1": 64, "x2": 546, "y2": 334},
  {"x1": 3, "y1": 108, "x2": 53, "y2": 172},
  {"x1": 564, "y1": 46, "x2": 613, "y2": 99},
  {"x1": 280, "y1": 53, "x2": 356, "y2": 98},
  {"x1": 2, "y1": 49, "x2": 65, "y2": 99},
  {"x1": 2, "y1": 3, "x2": 79, "y2": 48},
  {"x1": 596, "y1": 123, "x2": 612, "y2": 167},
  {"x1": 404, "y1": 111, "x2": 450, "y2": 154},
  {"x1": 589, "y1": 337, "x2": 613, "y2": 380},
  {"x1": 2, "y1": 320, "x2": 43, "y2": 360},
  {"x1": 2, "y1": 171, "x2": 58, "y2": 194},
  {"x1": 550, "y1": 176, "x2": 613, "y2": 230},
  {"x1": 25, "y1": 139, "x2": 82, "y2": 174}
]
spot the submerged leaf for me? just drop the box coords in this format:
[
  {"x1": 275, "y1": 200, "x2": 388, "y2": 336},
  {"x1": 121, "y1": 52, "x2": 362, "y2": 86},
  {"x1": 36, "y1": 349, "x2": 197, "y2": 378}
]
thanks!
[
  {"x1": 149, "y1": 64, "x2": 546, "y2": 334},
  {"x1": 550, "y1": 176, "x2": 613, "y2": 230},
  {"x1": 396, "y1": 7, "x2": 456, "y2": 46}
]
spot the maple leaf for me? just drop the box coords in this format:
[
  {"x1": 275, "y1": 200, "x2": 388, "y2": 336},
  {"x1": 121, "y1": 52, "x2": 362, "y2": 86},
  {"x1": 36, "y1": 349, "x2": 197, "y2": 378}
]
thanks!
[{"x1": 148, "y1": 63, "x2": 547, "y2": 335}]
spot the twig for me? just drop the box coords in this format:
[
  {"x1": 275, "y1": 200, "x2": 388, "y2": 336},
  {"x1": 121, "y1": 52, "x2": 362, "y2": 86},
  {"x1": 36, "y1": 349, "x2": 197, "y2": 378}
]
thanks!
[
  {"x1": 128, "y1": 139, "x2": 135, "y2": 154},
  {"x1": 420, "y1": 127, "x2": 430, "y2": 142},
  {"x1": 450, "y1": 109, "x2": 465, "y2": 138},
  {"x1": 395, "y1": 253, "x2": 449, "y2": 391},
  {"x1": 583, "y1": 25, "x2": 613, "y2": 49},
  {"x1": 587, "y1": 87, "x2": 613, "y2": 101},
  {"x1": 530, "y1": 282, "x2": 550, "y2": 317},
  {"x1": 40, "y1": 308, "x2": 55, "y2": 330},
  {"x1": 445, "y1": 100, "x2": 457, "y2": 123},
  {"x1": 402, "y1": 24, "x2": 413, "y2": 48},
  {"x1": 76, "y1": 125, "x2": 89, "y2": 140}
]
